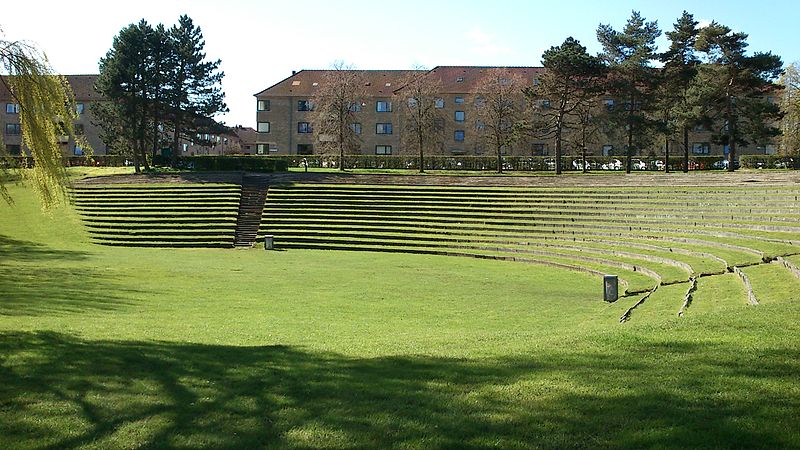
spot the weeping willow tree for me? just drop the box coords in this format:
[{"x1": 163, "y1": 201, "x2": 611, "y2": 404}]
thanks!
[{"x1": 0, "y1": 34, "x2": 79, "y2": 207}]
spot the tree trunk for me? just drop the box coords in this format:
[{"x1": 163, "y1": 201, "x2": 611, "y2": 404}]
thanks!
[
  {"x1": 683, "y1": 126, "x2": 689, "y2": 173},
  {"x1": 664, "y1": 136, "x2": 670, "y2": 173},
  {"x1": 497, "y1": 145, "x2": 503, "y2": 174},
  {"x1": 582, "y1": 147, "x2": 588, "y2": 174},
  {"x1": 171, "y1": 116, "x2": 182, "y2": 168},
  {"x1": 555, "y1": 114, "x2": 563, "y2": 175},
  {"x1": 727, "y1": 100, "x2": 736, "y2": 173},
  {"x1": 419, "y1": 134, "x2": 424, "y2": 173}
]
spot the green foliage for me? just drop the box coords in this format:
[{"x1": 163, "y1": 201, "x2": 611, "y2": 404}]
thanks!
[
  {"x1": 693, "y1": 22, "x2": 783, "y2": 170},
  {"x1": 0, "y1": 37, "x2": 81, "y2": 207},
  {"x1": 597, "y1": 11, "x2": 662, "y2": 173},
  {"x1": 95, "y1": 16, "x2": 227, "y2": 171},
  {"x1": 527, "y1": 37, "x2": 606, "y2": 174}
]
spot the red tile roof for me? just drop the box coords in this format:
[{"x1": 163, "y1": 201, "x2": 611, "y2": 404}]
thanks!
[
  {"x1": 418, "y1": 66, "x2": 545, "y2": 94},
  {"x1": 254, "y1": 70, "x2": 424, "y2": 97}
]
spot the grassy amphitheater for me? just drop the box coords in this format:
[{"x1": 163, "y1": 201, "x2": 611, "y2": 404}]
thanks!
[
  {"x1": 71, "y1": 178, "x2": 800, "y2": 322},
  {"x1": 3, "y1": 168, "x2": 800, "y2": 448}
]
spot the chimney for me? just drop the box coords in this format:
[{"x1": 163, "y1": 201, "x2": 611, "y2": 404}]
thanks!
[{"x1": 292, "y1": 70, "x2": 296, "y2": 76}]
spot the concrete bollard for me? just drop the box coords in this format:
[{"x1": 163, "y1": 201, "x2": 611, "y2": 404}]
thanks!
[
  {"x1": 603, "y1": 275, "x2": 618, "y2": 302},
  {"x1": 264, "y1": 235, "x2": 274, "y2": 250}
]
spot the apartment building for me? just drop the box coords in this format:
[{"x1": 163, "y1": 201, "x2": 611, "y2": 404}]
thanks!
[
  {"x1": 1, "y1": 75, "x2": 107, "y2": 156},
  {"x1": 254, "y1": 66, "x2": 777, "y2": 158}
]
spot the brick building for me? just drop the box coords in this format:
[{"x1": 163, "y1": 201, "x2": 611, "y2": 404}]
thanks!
[
  {"x1": 254, "y1": 66, "x2": 777, "y2": 158},
  {"x1": 1, "y1": 75, "x2": 106, "y2": 156}
]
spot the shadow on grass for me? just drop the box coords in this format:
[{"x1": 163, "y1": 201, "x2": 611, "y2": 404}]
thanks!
[
  {"x1": 1, "y1": 331, "x2": 797, "y2": 449},
  {"x1": 0, "y1": 235, "x2": 136, "y2": 316}
]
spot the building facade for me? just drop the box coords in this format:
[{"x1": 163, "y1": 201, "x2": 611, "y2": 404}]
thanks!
[
  {"x1": 254, "y1": 66, "x2": 777, "y2": 158},
  {"x1": 1, "y1": 75, "x2": 107, "y2": 157}
]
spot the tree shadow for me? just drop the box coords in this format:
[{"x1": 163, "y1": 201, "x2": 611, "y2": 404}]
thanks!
[
  {"x1": 0, "y1": 331, "x2": 796, "y2": 449},
  {"x1": 0, "y1": 234, "x2": 138, "y2": 316}
]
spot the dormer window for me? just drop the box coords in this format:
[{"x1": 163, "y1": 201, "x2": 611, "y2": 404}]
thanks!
[{"x1": 456, "y1": 76, "x2": 464, "y2": 82}]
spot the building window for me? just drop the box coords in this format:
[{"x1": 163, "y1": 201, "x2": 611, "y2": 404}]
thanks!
[
  {"x1": 257, "y1": 121, "x2": 270, "y2": 133},
  {"x1": 454, "y1": 96, "x2": 464, "y2": 105},
  {"x1": 602, "y1": 145, "x2": 614, "y2": 156},
  {"x1": 376, "y1": 100, "x2": 392, "y2": 112},
  {"x1": 435, "y1": 98, "x2": 444, "y2": 109},
  {"x1": 475, "y1": 120, "x2": 485, "y2": 131},
  {"x1": 456, "y1": 76, "x2": 464, "y2": 82},
  {"x1": 73, "y1": 144, "x2": 83, "y2": 156},
  {"x1": 297, "y1": 122, "x2": 312, "y2": 133},
  {"x1": 376, "y1": 123, "x2": 393, "y2": 134},
  {"x1": 454, "y1": 130, "x2": 465, "y2": 142},
  {"x1": 6, "y1": 144, "x2": 21, "y2": 155},
  {"x1": 407, "y1": 98, "x2": 418, "y2": 108},
  {"x1": 764, "y1": 144, "x2": 777, "y2": 155},
  {"x1": 603, "y1": 99, "x2": 615, "y2": 110},
  {"x1": 540, "y1": 99, "x2": 551, "y2": 109},
  {"x1": 434, "y1": 118, "x2": 445, "y2": 131},
  {"x1": 375, "y1": 145, "x2": 392, "y2": 155},
  {"x1": 693, "y1": 124, "x2": 707, "y2": 132},
  {"x1": 73, "y1": 124, "x2": 85, "y2": 135},
  {"x1": 6, "y1": 103, "x2": 20, "y2": 114},
  {"x1": 532, "y1": 143, "x2": 548, "y2": 156},
  {"x1": 474, "y1": 97, "x2": 486, "y2": 107},
  {"x1": 692, "y1": 142, "x2": 710, "y2": 154},
  {"x1": 533, "y1": 78, "x2": 540, "y2": 86},
  {"x1": 5, "y1": 123, "x2": 20, "y2": 135},
  {"x1": 352, "y1": 123, "x2": 362, "y2": 135},
  {"x1": 349, "y1": 102, "x2": 362, "y2": 112},
  {"x1": 269, "y1": 144, "x2": 278, "y2": 153},
  {"x1": 257, "y1": 100, "x2": 270, "y2": 111},
  {"x1": 76, "y1": 103, "x2": 85, "y2": 114},
  {"x1": 257, "y1": 143, "x2": 267, "y2": 155},
  {"x1": 297, "y1": 144, "x2": 313, "y2": 155},
  {"x1": 182, "y1": 143, "x2": 189, "y2": 152},
  {"x1": 297, "y1": 100, "x2": 313, "y2": 111},
  {"x1": 454, "y1": 111, "x2": 465, "y2": 122}
]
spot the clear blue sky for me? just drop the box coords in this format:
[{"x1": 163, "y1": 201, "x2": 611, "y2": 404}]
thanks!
[{"x1": 4, "y1": 0, "x2": 798, "y2": 127}]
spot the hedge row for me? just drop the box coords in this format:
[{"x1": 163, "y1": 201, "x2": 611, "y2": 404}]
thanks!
[{"x1": 3, "y1": 154, "x2": 796, "y2": 171}]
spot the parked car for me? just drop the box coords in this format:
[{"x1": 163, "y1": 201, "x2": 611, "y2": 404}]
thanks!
[
  {"x1": 631, "y1": 159, "x2": 647, "y2": 170},
  {"x1": 601, "y1": 159, "x2": 622, "y2": 170}
]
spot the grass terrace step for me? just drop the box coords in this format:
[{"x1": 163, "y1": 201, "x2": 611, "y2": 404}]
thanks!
[{"x1": 73, "y1": 183, "x2": 242, "y2": 247}]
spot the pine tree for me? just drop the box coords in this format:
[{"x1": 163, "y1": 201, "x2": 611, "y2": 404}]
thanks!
[
  {"x1": 167, "y1": 15, "x2": 227, "y2": 165},
  {"x1": 527, "y1": 37, "x2": 606, "y2": 174},
  {"x1": 694, "y1": 22, "x2": 783, "y2": 171},
  {"x1": 657, "y1": 11, "x2": 700, "y2": 173},
  {"x1": 597, "y1": 11, "x2": 661, "y2": 173}
]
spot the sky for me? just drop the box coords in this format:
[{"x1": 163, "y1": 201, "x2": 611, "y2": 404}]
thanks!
[{"x1": 4, "y1": 0, "x2": 799, "y2": 127}]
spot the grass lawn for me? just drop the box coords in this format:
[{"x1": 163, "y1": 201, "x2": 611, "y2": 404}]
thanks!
[{"x1": 1, "y1": 178, "x2": 800, "y2": 448}]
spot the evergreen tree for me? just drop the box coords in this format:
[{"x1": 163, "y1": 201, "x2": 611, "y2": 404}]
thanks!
[
  {"x1": 694, "y1": 22, "x2": 783, "y2": 171},
  {"x1": 597, "y1": 11, "x2": 661, "y2": 173},
  {"x1": 96, "y1": 20, "x2": 157, "y2": 172},
  {"x1": 657, "y1": 11, "x2": 700, "y2": 173},
  {"x1": 527, "y1": 37, "x2": 606, "y2": 174},
  {"x1": 167, "y1": 15, "x2": 227, "y2": 165}
]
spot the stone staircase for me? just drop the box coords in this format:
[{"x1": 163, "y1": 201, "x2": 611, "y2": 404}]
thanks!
[{"x1": 234, "y1": 176, "x2": 270, "y2": 248}]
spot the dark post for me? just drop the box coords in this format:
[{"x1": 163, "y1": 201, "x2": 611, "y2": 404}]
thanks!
[
  {"x1": 603, "y1": 275, "x2": 619, "y2": 302},
  {"x1": 264, "y1": 235, "x2": 274, "y2": 250}
]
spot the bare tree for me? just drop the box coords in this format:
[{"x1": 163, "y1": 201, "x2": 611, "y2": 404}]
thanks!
[
  {"x1": 473, "y1": 68, "x2": 526, "y2": 173},
  {"x1": 310, "y1": 61, "x2": 365, "y2": 171},
  {"x1": 399, "y1": 68, "x2": 443, "y2": 172},
  {"x1": 566, "y1": 102, "x2": 604, "y2": 173}
]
